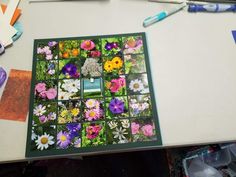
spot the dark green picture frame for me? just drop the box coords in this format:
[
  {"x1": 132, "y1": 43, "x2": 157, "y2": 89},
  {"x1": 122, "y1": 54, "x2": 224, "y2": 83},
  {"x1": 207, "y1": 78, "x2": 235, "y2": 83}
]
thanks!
[{"x1": 26, "y1": 32, "x2": 162, "y2": 158}]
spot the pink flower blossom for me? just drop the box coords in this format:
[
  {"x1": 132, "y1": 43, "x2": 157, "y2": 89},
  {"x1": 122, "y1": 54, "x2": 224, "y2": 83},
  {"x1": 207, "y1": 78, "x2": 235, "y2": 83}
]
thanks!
[
  {"x1": 110, "y1": 79, "x2": 121, "y2": 93},
  {"x1": 118, "y1": 77, "x2": 125, "y2": 87},
  {"x1": 39, "y1": 115, "x2": 47, "y2": 123},
  {"x1": 81, "y1": 40, "x2": 95, "y2": 51},
  {"x1": 35, "y1": 83, "x2": 46, "y2": 93},
  {"x1": 45, "y1": 88, "x2": 57, "y2": 99},
  {"x1": 37, "y1": 47, "x2": 44, "y2": 54},
  {"x1": 141, "y1": 124, "x2": 154, "y2": 137},
  {"x1": 39, "y1": 90, "x2": 47, "y2": 99},
  {"x1": 86, "y1": 125, "x2": 102, "y2": 139},
  {"x1": 131, "y1": 122, "x2": 140, "y2": 135},
  {"x1": 90, "y1": 50, "x2": 101, "y2": 57},
  {"x1": 46, "y1": 54, "x2": 53, "y2": 60}
]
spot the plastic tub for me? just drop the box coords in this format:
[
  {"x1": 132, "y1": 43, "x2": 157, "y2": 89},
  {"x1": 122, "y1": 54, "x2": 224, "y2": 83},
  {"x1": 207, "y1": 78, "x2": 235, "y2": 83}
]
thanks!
[
  {"x1": 188, "y1": 158, "x2": 223, "y2": 177},
  {"x1": 200, "y1": 148, "x2": 231, "y2": 168}
]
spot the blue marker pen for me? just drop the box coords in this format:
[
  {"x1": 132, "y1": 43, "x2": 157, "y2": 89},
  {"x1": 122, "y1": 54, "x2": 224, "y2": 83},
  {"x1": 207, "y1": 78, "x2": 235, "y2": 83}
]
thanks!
[
  {"x1": 143, "y1": 3, "x2": 186, "y2": 27},
  {"x1": 188, "y1": 4, "x2": 236, "y2": 12}
]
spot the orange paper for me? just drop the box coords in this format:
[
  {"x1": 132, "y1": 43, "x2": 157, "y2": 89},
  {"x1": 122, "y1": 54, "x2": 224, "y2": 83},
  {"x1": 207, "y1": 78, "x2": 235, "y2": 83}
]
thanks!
[
  {"x1": 0, "y1": 69, "x2": 31, "y2": 122},
  {"x1": 1, "y1": 4, "x2": 21, "y2": 25}
]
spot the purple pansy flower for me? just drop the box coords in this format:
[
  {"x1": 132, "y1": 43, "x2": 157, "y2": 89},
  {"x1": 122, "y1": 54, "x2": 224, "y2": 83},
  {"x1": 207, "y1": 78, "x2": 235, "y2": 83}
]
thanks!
[
  {"x1": 57, "y1": 131, "x2": 71, "y2": 149},
  {"x1": 109, "y1": 98, "x2": 125, "y2": 114},
  {"x1": 61, "y1": 63, "x2": 79, "y2": 78},
  {"x1": 66, "y1": 123, "x2": 81, "y2": 139}
]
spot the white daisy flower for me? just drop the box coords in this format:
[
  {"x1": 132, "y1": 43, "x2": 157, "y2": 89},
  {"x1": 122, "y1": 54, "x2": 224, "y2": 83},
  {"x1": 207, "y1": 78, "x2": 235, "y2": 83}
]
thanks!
[
  {"x1": 129, "y1": 79, "x2": 144, "y2": 92},
  {"x1": 58, "y1": 91, "x2": 72, "y2": 100},
  {"x1": 33, "y1": 104, "x2": 46, "y2": 116},
  {"x1": 112, "y1": 127, "x2": 128, "y2": 140},
  {"x1": 48, "y1": 112, "x2": 57, "y2": 120},
  {"x1": 121, "y1": 119, "x2": 130, "y2": 128},
  {"x1": 62, "y1": 79, "x2": 80, "y2": 93},
  {"x1": 35, "y1": 133, "x2": 54, "y2": 151},
  {"x1": 108, "y1": 121, "x2": 118, "y2": 129}
]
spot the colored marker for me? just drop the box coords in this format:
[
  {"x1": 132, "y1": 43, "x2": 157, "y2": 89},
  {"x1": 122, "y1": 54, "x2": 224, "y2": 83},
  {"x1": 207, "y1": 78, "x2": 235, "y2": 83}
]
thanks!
[
  {"x1": 143, "y1": 3, "x2": 186, "y2": 27},
  {"x1": 188, "y1": 4, "x2": 236, "y2": 12}
]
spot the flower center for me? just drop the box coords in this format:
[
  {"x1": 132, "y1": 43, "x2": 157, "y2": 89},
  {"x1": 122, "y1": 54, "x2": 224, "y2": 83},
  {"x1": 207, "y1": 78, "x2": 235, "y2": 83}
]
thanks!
[
  {"x1": 89, "y1": 111, "x2": 96, "y2": 117},
  {"x1": 85, "y1": 41, "x2": 91, "y2": 47},
  {"x1": 41, "y1": 137, "x2": 48, "y2": 144},
  {"x1": 133, "y1": 83, "x2": 140, "y2": 89},
  {"x1": 115, "y1": 61, "x2": 119, "y2": 64},
  {"x1": 60, "y1": 135, "x2": 67, "y2": 142}
]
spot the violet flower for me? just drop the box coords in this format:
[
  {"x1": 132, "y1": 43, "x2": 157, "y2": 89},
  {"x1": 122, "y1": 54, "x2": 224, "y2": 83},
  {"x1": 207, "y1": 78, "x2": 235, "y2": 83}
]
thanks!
[{"x1": 109, "y1": 98, "x2": 125, "y2": 114}]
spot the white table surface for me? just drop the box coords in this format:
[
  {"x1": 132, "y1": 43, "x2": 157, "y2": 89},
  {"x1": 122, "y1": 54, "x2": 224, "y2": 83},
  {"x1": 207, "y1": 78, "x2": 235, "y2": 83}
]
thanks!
[{"x1": 0, "y1": 0, "x2": 236, "y2": 163}]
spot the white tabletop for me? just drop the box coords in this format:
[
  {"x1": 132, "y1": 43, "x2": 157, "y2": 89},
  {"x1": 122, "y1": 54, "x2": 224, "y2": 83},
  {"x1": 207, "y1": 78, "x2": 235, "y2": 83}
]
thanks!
[{"x1": 0, "y1": 0, "x2": 236, "y2": 163}]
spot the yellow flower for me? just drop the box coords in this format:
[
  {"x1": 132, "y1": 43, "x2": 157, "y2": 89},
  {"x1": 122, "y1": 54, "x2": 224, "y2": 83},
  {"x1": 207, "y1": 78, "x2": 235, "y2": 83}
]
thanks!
[
  {"x1": 71, "y1": 108, "x2": 80, "y2": 116},
  {"x1": 105, "y1": 81, "x2": 111, "y2": 89},
  {"x1": 60, "y1": 110, "x2": 68, "y2": 117},
  {"x1": 104, "y1": 60, "x2": 114, "y2": 72},
  {"x1": 58, "y1": 117, "x2": 66, "y2": 124},
  {"x1": 112, "y1": 57, "x2": 123, "y2": 69}
]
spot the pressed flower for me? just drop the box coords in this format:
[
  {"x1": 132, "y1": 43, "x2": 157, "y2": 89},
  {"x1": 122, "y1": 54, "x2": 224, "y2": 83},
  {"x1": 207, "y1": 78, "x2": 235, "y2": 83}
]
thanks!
[
  {"x1": 35, "y1": 83, "x2": 46, "y2": 93},
  {"x1": 71, "y1": 108, "x2": 80, "y2": 116},
  {"x1": 48, "y1": 41, "x2": 57, "y2": 47},
  {"x1": 60, "y1": 110, "x2": 68, "y2": 117},
  {"x1": 81, "y1": 40, "x2": 95, "y2": 51},
  {"x1": 58, "y1": 91, "x2": 72, "y2": 100},
  {"x1": 110, "y1": 79, "x2": 121, "y2": 93},
  {"x1": 33, "y1": 104, "x2": 46, "y2": 116},
  {"x1": 45, "y1": 88, "x2": 57, "y2": 100},
  {"x1": 121, "y1": 119, "x2": 130, "y2": 128},
  {"x1": 81, "y1": 58, "x2": 102, "y2": 77},
  {"x1": 35, "y1": 133, "x2": 54, "y2": 151},
  {"x1": 66, "y1": 123, "x2": 81, "y2": 139},
  {"x1": 108, "y1": 121, "x2": 118, "y2": 129},
  {"x1": 109, "y1": 98, "x2": 125, "y2": 114},
  {"x1": 85, "y1": 109, "x2": 100, "y2": 121},
  {"x1": 61, "y1": 63, "x2": 79, "y2": 78},
  {"x1": 39, "y1": 115, "x2": 47, "y2": 123},
  {"x1": 111, "y1": 57, "x2": 123, "y2": 69},
  {"x1": 85, "y1": 99, "x2": 96, "y2": 108},
  {"x1": 61, "y1": 79, "x2": 80, "y2": 93},
  {"x1": 112, "y1": 127, "x2": 128, "y2": 140},
  {"x1": 105, "y1": 42, "x2": 113, "y2": 51},
  {"x1": 131, "y1": 122, "x2": 140, "y2": 135},
  {"x1": 104, "y1": 60, "x2": 114, "y2": 72},
  {"x1": 57, "y1": 131, "x2": 71, "y2": 149},
  {"x1": 129, "y1": 79, "x2": 144, "y2": 92},
  {"x1": 48, "y1": 112, "x2": 57, "y2": 120},
  {"x1": 86, "y1": 124, "x2": 102, "y2": 139},
  {"x1": 90, "y1": 50, "x2": 101, "y2": 57},
  {"x1": 141, "y1": 125, "x2": 154, "y2": 137},
  {"x1": 118, "y1": 77, "x2": 125, "y2": 87}
]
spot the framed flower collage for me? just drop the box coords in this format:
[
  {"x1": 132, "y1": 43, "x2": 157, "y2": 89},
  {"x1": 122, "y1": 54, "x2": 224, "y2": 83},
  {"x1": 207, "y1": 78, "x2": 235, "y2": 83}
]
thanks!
[{"x1": 26, "y1": 33, "x2": 162, "y2": 157}]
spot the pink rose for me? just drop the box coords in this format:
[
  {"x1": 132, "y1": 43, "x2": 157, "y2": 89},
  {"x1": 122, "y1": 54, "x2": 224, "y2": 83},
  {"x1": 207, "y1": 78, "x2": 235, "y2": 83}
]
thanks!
[
  {"x1": 35, "y1": 83, "x2": 46, "y2": 93},
  {"x1": 39, "y1": 90, "x2": 47, "y2": 99},
  {"x1": 81, "y1": 40, "x2": 95, "y2": 51},
  {"x1": 131, "y1": 122, "x2": 140, "y2": 135},
  {"x1": 90, "y1": 50, "x2": 101, "y2": 57},
  {"x1": 110, "y1": 79, "x2": 121, "y2": 93},
  {"x1": 118, "y1": 77, "x2": 125, "y2": 87},
  {"x1": 141, "y1": 124, "x2": 154, "y2": 137},
  {"x1": 45, "y1": 88, "x2": 57, "y2": 99}
]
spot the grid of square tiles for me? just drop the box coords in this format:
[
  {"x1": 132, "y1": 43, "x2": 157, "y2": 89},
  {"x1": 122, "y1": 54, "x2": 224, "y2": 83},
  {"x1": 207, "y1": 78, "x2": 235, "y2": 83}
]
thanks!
[{"x1": 31, "y1": 35, "x2": 157, "y2": 151}]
